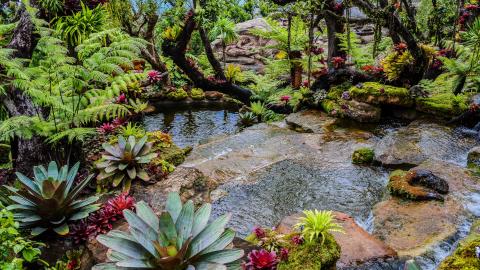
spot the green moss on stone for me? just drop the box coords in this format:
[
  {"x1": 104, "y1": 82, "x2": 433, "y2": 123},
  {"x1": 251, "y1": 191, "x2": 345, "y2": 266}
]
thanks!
[
  {"x1": 328, "y1": 82, "x2": 352, "y2": 100},
  {"x1": 278, "y1": 233, "x2": 340, "y2": 270},
  {"x1": 166, "y1": 88, "x2": 188, "y2": 101},
  {"x1": 190, "y1": 88, "x2": 205, "y2": 100},
  {"x1": 158, "y1": 144, "x2": 187, "y2": 166},
  {"x1": 349, "y1": 82, "x2": 413, "y2": 107},
  {"x1": 352, "y1": 147, "x2": 375, "y2": 165},
  {"x1": 0, "y1": 144, "x2": 11, "y2": 164},
  {"x1": 321, "y1": 100, "x2": 343, "y2": 117},
  {"x1": 416, "y1": 93, "x2": 469, "y2": 116},
  {"x1": 438, "y1": 220, "x2": 480, "y2": 270}
]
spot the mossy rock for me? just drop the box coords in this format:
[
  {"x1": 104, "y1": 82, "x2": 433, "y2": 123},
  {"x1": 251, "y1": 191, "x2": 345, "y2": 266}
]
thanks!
[
  {"x1": 190, "y1": 88, "x2": 205, "y2": 100},
  {"x1": 328, "y1": 82, "x2": 352, "y2": 100},
  {"x1": 349, "y1": 82, "x2": 413, "y2": 107},
  {"x1": 416, "y1": 93, "x2": 469, "y2": 116},
  {"x1": 166, "y1": 88, "x2": 188, "y2": 101},
  {"x1": 0, "y1": 144, "x2": 11, "y2": 164},
  {"x1": 352, "y1": 147, "x2": 374, "y2": 165},
  {"x1": 158, "y1": 144, "x2": 187, "y2": 166},
  {"x1": 387, "y1": 170, "x2": 444, "y2": 201},
  {"x1": 278, "y1": 233, "x2": 341, "y2": 270},
  {"x1": 438, "y1": 220, "x2": 480, "y2": 270},
  {"x1": 321, "y1": 100, "x2": 343, "y2": 117}
]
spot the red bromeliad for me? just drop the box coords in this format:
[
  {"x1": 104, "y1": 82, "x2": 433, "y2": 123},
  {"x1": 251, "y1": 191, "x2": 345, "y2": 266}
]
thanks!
[
  {"x1": 332, "y1": 57, "x2": 345, "y2": 69},
  {"x1": 97, "y1": 123, "x2": 117, "y2": 134},
  {"x1": 242, "y1": 249, "x2": 279, "y2": 270},
  {"x1": 147, "y1": 70, "x2": 162, "y2": 84}
]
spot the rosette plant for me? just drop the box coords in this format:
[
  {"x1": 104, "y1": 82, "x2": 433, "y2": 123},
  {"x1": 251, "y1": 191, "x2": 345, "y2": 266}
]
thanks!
[
  {"x1": 4, "y1": 161, "x2": 99, "y2": 236},
  {"x1": 94, "y1": 192, "x2": 244, "y2": 269},
  {"x1": 97, "y1": 135, "x2": 157, "y2": 192},
  {"x1": 294, "y1": 210, "x2": 343, "y2": 245}
]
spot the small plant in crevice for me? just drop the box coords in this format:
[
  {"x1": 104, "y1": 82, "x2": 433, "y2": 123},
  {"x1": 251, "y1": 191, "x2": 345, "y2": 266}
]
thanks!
[
  {"x1": 294, "y1": 210, "x2": 343, "y2": 245},
  {"x1": 4, "y1": 161, "x2": 99, "y2": 236},
  {"x1": 96, "y1": 135, "x2": 157, "y2": 192},
  {"x1": 69, "y1": 193, "x2": 135, "y2": 244},
  {"x1": 93, "y1": 192, "x2": 244, "y2": 269},
  {"x1": 239, "y1": 111, "x2": 258, "y2": 127}
]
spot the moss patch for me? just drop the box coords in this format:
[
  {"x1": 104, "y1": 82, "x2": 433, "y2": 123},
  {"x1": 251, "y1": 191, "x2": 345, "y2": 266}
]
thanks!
[
  {"x1": 387, "y1": 170, "x2": 443, "y2": 201},
  {"x1": 190, "y1": 88, "x2": 205, "y2": 100},
  {"x1": 416, "y1": 93, "x2": 469, "y2": 116},
  {"x1": 352, "y1": 147, "x2": 375, "y2": 165},
  {"x1": 166, "y1": 88, "x2": 188, "y2": 101},
  {"x1": 0, "y1": 144, "x2": 11, "y2": 164},
  {"x1": 438, "y1": 220, "x2": 480, "y2": 270},
  {"x1": 158, "y1": 144, "x2": 187, "y2": 166},
  {"x1": 321, "y1": 100, "x2": 343, "y2": 117},
  {"x1": 278, "y1": 233, "x2": 340, "y2": 270},
  {"x1": 349, "y1": 82, "x2": 413, "y2": 107}
]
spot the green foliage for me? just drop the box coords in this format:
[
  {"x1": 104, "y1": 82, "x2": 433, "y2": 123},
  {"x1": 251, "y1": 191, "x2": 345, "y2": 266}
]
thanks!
[
  {"x1": 0, "y1": 204, "x2": 44, "y2": 269},
  {"x1": 166, "y1": 88, "x2": 189, "y2": 101},
  {"x1": 210, "y1": 17, "x2": 238, "y2": 45},
  {"x1": 127, "y1": 99, "x2": 149, "y2": 114},
  {"x1": 97, "y1": 135, "x2": 157, "y2": 192},
  {"x1": 416, "y1": 0, "x2": 457, "y2": 40},
  {"x1": 251, "y1": 16, "x2": 308, "y2": 52},
  {"x1": 118, "y1": 123, "x2": 147, "y2": 139},
  {"x1": 250, "y1": 101, "x2": 267, "y2": 117},
  {"x1": 294, "y1": 210, "x2": 343, "y2": 244},
  {"x1": 438, "y1": 220, "x2": 480, "y2": 270},
  {"x1": 190, "y1": 88, "x2": 205, "y2": 100},
  {"x1": 381, "y1": 50, "x2": 414, "y2": 81},
  {"x1": 239, "y1": 111, "x2": 257, "y2": 127},
  {"x1": 337, "y1": 32, "x2": 373, "y2": 67},
  {"x1": 94, "y1": 192, "x2": 244, "y2": 269},
  {"x1": 37, "y1": 0, "x2": 63, "y2": 17},
  {"x1": 225, "y1": 64, "x2": 244, "y2": 83},
  {"x1": 4, "y1": 161, "x2": 99, "y2": 236},
  {"x1": 56, "y1": 3, "x2": 107, "y2": 47}
]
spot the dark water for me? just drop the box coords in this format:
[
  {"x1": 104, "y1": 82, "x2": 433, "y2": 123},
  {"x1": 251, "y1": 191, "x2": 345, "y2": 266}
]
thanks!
[{"x1": 143, "y1": 109, "x2": 240, "y2": 148}]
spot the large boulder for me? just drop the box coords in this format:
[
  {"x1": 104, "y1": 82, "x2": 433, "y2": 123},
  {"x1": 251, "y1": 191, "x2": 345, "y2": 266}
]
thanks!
[
  {"x1": 276, "y1": 212, "x2": 398, "y2": 269},
  {"x1": 344, "y1": 99, "x2": 382, "y2": 123},
  {"x1": 373, "y1": 160, "x2": 480, "y2": 258},
  {"x1": 349, "y1": 82, "x2": 414, "y2": 107},
  {"x1": 374, "y1": 120, "x2": 476, "y2": 167},
  {"x1": 212, "y1": 18, "x2": 277, "y2": 74}
]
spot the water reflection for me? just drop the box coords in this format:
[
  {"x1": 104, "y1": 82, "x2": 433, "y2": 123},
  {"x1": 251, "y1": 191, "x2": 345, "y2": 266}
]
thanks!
[{"x1": 143, "y1": 109, "x2": 240, "y2": 148}]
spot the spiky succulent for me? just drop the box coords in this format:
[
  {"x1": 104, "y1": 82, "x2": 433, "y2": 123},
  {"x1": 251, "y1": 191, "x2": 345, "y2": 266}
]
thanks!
[
  {"x1": 4, "y1": 161, "x2": 99, "y2": 236},
  {"x1": 239, "y1": 112, "x2": 257, "y2": 127},
  {"x1": 97, "y1": 135, "x2": 157, "y2": 192},
  {"x1": 294, "y1": 210, "x2": 343, "y2": 245},
  {"x1": 94, "y1": 192, "x2": 244, "y2": 270}
]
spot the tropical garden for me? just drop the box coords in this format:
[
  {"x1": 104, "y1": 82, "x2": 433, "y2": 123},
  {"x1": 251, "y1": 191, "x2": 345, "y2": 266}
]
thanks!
[{"x1": 0, "y1": 0, "x2": 480, "y2": 269}]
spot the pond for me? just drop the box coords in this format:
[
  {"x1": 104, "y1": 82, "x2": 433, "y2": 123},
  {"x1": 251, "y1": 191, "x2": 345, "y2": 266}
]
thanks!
[{"x1": 143, "y1": 107, "x2": 241, "y2": 148}]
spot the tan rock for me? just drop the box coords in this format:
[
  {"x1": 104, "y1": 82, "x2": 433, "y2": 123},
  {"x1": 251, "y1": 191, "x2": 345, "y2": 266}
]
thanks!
[
  {"x1": 204, "y1": 91, "x2": 224, "y2": 101},
  {"x1": 276, "y1": 212, "x2": 397, "y2": 268}
]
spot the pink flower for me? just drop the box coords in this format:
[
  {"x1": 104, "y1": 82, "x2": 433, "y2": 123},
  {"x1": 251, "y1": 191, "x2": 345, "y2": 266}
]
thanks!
[
  {"x1": 112, "y1": 118, "x2": 127, "y2": 127},
  {"x1": 394, "y1": 43, "x2": 408, "y2": 52},
  {"x1": 253, "y1": 226, "x2": 267, "y2": 239},
  {"x1": 291, "y1": 235, "x2": 304, "y2": 245},
  {"x1": 332, "y1": 57, "x2": 345, "y2": 69},
  {"x1": 116, "y1": 93, "x2": 127, "y2": 104},
  {"x1": 242, "y1": 249, "x2": 279, "y2": 270},
  {"x1": 97, "y1": 123, "x2": 116, "y2": 134},
  {"x1": 280, "y1": 95, "x2": 291, "y2": 103},
  {"x1": 148, "y1": 70, "x2": 162, "y2": 83},
  {"x1": 280, "y1": 248, "x2": 289, "y2": 261}
]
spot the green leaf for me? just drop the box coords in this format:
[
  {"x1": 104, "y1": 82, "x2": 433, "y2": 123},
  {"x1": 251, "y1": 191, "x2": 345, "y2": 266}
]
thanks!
[
  {"x1": 31, "y1": 227, "x2": 47, "y2": 236},
  {"x1": 53, "y1": 223, "x2": 70, "y2": 235},
  {"x1": 133, "y1": 136, "x2": 148, "y2": 156},
  {"x1": 97, "y1": 235, "x2": 148, "y2": 259},
  {"x1": 127, "y1": 167, "x2": 136, "y2": 179},
  {"x1": 188, "y1": 214, "x2": 230, "y2": 258},
  {"x1": 197, "y1": 249, "x2": 244, "y2": 264},
  {"x1": 136, "y1": 169, "x2": 150, "y2": 181},
  {"x1": 166, "y1": 192, "x2": 182, "y2": 223},
  {"x1": 15, "y1": 172, "x2": 40, "y2": 194},
  {"x1": 176, "y1": 200, "x2": 194, "y2": 248},
  {"x1": 117, "y1": 259, "x2": 155, "y2": 268},
  {"x1": 123, "y1": 209, "x2": 157, "y2": 240},
  {"x1": 130, "y1": 227, "x2": 159, "y2": 257},
  {"x1": 22, "y1": 248, "x2": 41, "y2": 262},
  {"x1": 47, "y1": 161, "x2": 59, "y2": 179},
  {"x1": 158, "y1": 212, "x2": 177, "y2": 242},
  {"x1": 135, "y1": 201, "x2": 159, "y2": 232},
  {"x1": 33, "y1": 166, "x2": 47, "y2": 181},
  {"x1": 200, "y1": 229, "x2": 236, "y2": 255},
  {"x1": 192, "y1": 203, "x2": 212, "y2": 238}
]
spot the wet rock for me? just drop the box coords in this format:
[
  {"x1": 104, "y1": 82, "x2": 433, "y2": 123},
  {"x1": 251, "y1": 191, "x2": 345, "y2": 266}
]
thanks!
[
  {"x1": 349, "y1": 82, "x2": 414, "y2": 107},
  {"x1": 344, "y1": 99, "x2": 382, "y2": 123},
  {"x1": 285, "y1": 110, "x2": 338, "y2": 133},
  {"x1": 467, "y1": 146, "x2": 480, "y2": 168},
  {"x1": 352, "y1": 147, "x2": 375, "y2": 165},
  {"x1": 438, "y1": 220, "x2": 480, "y2": 270},
  {"x1": 373, "y1": 197, "x2": 464, "y2": 257},
  {"x1": 409, "y1": 169, "x2": 449, "y2": 194},
  {"x1": 276, "y1": 212, "x2": 398, "y2": 269},
  {"x1": 204, "y1": 91, "x2": 224, "y2": 101},
  {"x1": 374, "y1": 160, "x2": 480, "y2": 258},
  {"x1": 374, "y1": 120, "x2": 476, "y2": 168}
]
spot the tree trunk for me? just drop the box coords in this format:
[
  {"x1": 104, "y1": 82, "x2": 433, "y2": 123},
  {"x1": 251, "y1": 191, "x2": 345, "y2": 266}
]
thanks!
[
  {"x1": 289, "y1": 50, "x2": 303, "y2": 89},
  {"x1": 2, "y1": 7, "x2": 50, "y2": 174},
  {"x1": 325, "y1": 0, "x2": 346, "y2": 63},
  {"x1": 199, "y1": 27, "x2": 226, "y2": 80},
  {"x1": 161, "y1": 11, "x2": 252, "y2": 104}
]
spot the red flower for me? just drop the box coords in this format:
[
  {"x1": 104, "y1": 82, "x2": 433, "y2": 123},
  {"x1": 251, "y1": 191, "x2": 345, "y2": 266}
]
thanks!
[
  {"x1": 253, "y1": 227, "x2": 267, "y2": 239},
  {"x1": 291, "y1": 235, "x2": 304, "y2": 245},
  {"x1": 243, "y1": 249, "x2": 279, "y2": 270},
  {"x1": 112, "y1": 117, "x2": 127, "y2": 128},
  {"x1": 332, "y1": 57, "x2": 345, "y2": 69},
  {"x1": 116, "y1": 93, "x2": 127, "y2": 104},
  {"x1": 148, "y1": 70, "x2": 162, "y2": 84},
  {"x1": 280, "y1": 95, "x2": 291, "y2": 103},
  {"x1": 97, "y1": 123, "x2": 116, "y2": 134},
  {"x1": 465, "y1": 4, "x2": 479, "y2": 11},
  {"x1": 280, "y1": 248, "x2": 289, "y2": 261},
  {"x1": 394, "y1": 42, "x2": 408, "y2": 52}
]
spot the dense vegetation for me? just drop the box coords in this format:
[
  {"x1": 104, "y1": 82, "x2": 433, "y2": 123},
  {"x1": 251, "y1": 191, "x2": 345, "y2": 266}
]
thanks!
[{"x1": 0, "y1": 0, "x2": 479, "y2": 269}]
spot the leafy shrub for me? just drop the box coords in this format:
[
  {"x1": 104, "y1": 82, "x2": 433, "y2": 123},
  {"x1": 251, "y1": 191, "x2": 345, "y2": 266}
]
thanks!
[
  {"x1": 55, "y1": 2, "x2": 106, "y2": 47},
  {"x1": 0, "y1": 204, "x2": 43, "y2": 269},
  {"x1": 97, "y1": 135, "x2": 157, "y2": 192},
  {"x1": 239, "y1": 112, "x2": 257, "y2": 127},
  {"x1": 294, "y1": 210, "x2": 343, "y2": 244},
  {"x1": 94, "y1": 192, "x2": 244, "y2": 269},
  {"x1": 4, "y1": 161, "x2": 99, "y2": 236},
  {"x1": 190, "y1": 88, "x2": 205, "y2": 100},
  {"x1": 147, "y1": 131, "x2": 173, "y2": 149},
  {"x1": 225, "y1": 64, "x2": 244, "y2": 83},
  {"x1": 381, "y1": 48, "x2": 414, "y2": 81},
  {"x1": 166, "y1": 88, "x2": 189, "y2": 101}
]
